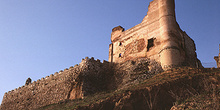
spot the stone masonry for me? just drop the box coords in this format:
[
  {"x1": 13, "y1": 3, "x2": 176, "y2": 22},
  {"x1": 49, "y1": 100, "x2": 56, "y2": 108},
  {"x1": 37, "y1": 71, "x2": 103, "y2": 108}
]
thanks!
[
  {"x1": 0, "y1": 57, "x2": 113, "y2": 110},
  {"x1": 109, "y1": 0, "x2": 202, "y2": 69},
  {"x1": 214, "y1": 44, "x2": 220, "y2": 68},
  {"x1": 0, "y1": 0, "x2": 203, "y2": 109}
]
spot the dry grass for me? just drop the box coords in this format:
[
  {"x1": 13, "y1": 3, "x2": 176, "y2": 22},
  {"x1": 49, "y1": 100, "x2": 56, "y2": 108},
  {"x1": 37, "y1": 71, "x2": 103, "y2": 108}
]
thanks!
[{"x1": 37, "y1": 67, "x2": 220, "y2": 110}]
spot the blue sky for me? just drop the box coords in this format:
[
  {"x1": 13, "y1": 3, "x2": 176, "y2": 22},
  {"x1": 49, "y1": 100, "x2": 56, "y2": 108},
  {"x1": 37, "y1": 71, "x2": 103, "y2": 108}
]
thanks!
[{"x1": 0, "y1": 0, "x2": 219, "y2": 104}]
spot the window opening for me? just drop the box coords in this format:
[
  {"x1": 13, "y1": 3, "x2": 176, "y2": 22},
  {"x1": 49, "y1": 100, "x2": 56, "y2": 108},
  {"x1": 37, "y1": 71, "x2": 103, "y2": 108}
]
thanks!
[
  {"x1": 147, "y1": 38, "x2": 155, "y2": 51},
  {"x1": 119, "y1": 42, "x2": 122, "y2": 46},
  {"x1": 119, "y1": 53, "x2": 122, "y2": 57}
]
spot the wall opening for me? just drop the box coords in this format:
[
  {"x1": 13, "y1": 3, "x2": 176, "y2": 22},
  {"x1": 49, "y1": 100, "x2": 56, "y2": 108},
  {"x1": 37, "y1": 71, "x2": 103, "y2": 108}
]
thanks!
[
  {"x1": 119, "y1": 42, "x2": 122, "y2": 46},
  {"x1": 147, "y1": 38, "x2": 155, "y2": 51},
  {"x1": 119, "y1": 53, "x2": 122, "y2": 57}
]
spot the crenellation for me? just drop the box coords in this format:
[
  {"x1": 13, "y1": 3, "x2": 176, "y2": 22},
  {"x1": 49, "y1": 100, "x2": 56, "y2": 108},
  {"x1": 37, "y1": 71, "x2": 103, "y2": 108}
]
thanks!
[
  {"x1": 36, "y1": 79, "x2": 41, "y2": 83},
  {"x1": 85, "y1": 57, "x2": 89, "y2": 60},
  {"x1": 54, "y1": 72, "x2": 58, "y2": 76},
  {"x1": 45, "y1": 76, "x2": 49, "y2": 79},
  {"x1": 32, "y1": 81, "x2": 36, "y2": 84},
  {"x1": 41, "y1": 77, "x2": 45, "y2": 81},
  {"x1": 1, "y1": 0, "x2": 203, "y2": 109},
  {"x1": 96, "y1": 59, "x2": 101, "y2": 62},
  {"x1": 49, "y1": 74, "x2": 53, "y2": 78},
  {"x1": 69, "y1": 66, "x2": 74, "y2": 68},
  {"x1": 91, "y1": 57, "x2": 94, "y2": 60}
]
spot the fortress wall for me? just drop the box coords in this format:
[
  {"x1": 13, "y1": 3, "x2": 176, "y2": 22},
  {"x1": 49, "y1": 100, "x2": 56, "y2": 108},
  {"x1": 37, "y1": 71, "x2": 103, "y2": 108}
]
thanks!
[
  {"x1": 80, "y1": 58, "x2": 114, "y2": 96},
  {"x1": 1, "y1": 66, "x2": 79, "y2": 110},
  {"x1": 0, "y1": 57, "x2": 112, "y2": 110},
  {"x1": 1, "y1": 0, "x2": 202, "y2": 109},
  {"x1": 183, "y1": 32, "x2": 198, "y2": 67}
]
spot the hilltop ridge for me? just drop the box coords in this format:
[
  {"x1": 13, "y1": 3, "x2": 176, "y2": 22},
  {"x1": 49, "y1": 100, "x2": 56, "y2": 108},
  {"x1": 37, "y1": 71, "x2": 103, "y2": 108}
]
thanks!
[
  {"x1": 37, "y1": 67, "x2": 220, "y2": 110},
  {"x1": 0, "y1": 0, "x2": 209, "y2": 109}
]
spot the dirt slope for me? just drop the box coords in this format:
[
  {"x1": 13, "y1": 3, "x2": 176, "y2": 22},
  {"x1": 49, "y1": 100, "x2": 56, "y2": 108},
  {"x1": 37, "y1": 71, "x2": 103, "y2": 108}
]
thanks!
[{"x1": 37, "y1": 67, "x2": 220, "y2": 110}]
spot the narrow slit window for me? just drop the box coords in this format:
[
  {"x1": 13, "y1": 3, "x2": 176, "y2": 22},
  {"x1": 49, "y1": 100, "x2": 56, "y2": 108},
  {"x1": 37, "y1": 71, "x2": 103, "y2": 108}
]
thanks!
[{"x1": 147, "y1": 38, "x2": 155, "y2": 51}]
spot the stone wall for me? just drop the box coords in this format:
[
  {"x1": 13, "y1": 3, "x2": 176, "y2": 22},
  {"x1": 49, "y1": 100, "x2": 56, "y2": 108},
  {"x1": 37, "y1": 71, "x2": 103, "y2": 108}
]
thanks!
[
  {"x1": 0, "y1": 57, "x2": 113, "y2": 110},
  {"x1": 109, "y1": 0, "x2": 202, "y2": 69},
  {"x1": 214, "y1": 45, "x2": 220, "y2": 68},
  {"x1": 0, "y1": 0, "x2": 204, "y2": 109},
  {"x1": 0, "y1": 56, "x2": 163, "y2": 110},
  {"x1": 112, "y1": 58, "x2": 163, "y2": 89},
  {"x1": 214, "y1": 56, "x2": 220, "y2": 68},
  {"x1": 1, "y1": 69, "x2": 75, "y2": 110}
]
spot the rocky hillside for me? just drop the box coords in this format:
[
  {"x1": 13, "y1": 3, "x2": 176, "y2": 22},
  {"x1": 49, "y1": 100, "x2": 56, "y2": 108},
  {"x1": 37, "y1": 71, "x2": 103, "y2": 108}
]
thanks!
[{"x1": 37, "y1": 67, "x2": 220, "y2": 110}]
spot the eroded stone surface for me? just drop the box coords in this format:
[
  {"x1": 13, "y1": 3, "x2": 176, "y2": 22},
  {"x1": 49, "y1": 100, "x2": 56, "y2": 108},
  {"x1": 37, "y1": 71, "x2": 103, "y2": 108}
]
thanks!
[
  {"x1": 0, "y1": 58, "x2": 113, "y2": 110},
  {"x1": 109, "y1": 0, "x2": 202, "y2": 69},
  {"x1": 0, "y1": 0, "x2": 204, "y2": 109},
  {"x1": 214, "y1": 45, "x2": 220, "y2": 68}
]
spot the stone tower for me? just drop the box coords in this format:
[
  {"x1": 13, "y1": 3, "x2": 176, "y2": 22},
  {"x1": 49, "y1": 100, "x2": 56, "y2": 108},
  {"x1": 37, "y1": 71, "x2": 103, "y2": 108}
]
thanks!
[
  {"x1": 214, "y1": 44, "x2": 220, "y2": 68},
  {"x1": 109, "y1": 0, "x2": 202, "y2": 69}
]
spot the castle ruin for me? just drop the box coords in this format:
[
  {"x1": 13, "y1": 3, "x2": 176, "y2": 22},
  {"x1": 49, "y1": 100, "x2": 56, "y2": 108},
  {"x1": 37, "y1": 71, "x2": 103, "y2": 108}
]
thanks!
[
  {"x1": 0, "y1": 58, "x2": 114, "y2": 110},
  {"x1": 109, "y1": 0, "x2": 202, "y2": 69},
  {"x1": 214, "y1": 44, "x2": 220, "y2": 68},
  {"x1": 0, "y1": 0, "x2": 202, "y2": 109}
]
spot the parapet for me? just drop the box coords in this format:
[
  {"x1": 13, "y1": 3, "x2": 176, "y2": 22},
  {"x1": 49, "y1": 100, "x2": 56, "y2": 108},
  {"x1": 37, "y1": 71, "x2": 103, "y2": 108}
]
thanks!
[{"x1": 1, "y1": 57, "x2": 111, "y2": 110}]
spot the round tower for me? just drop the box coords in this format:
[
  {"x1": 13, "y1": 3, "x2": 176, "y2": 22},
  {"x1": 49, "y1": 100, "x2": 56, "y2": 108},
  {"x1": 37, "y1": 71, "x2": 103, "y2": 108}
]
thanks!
[{"x1": 158, "y1": 0, "x2": 184, "y2": 69}]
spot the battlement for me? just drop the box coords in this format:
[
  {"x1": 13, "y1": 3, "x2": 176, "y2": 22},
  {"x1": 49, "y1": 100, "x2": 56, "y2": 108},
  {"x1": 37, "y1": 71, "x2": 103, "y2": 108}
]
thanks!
[
  {"x1": 1, "y1": 0, "x2": 203, "y2": 109},
  {"x1": 4, "y1": 57, "x2": 110, "y2": 94},
  {"x1": 1, "y1": 57, "x2": 112, "y2": 110}
]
